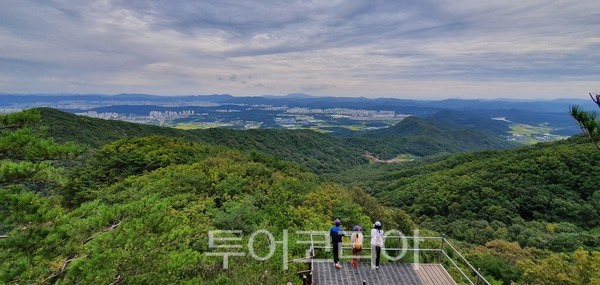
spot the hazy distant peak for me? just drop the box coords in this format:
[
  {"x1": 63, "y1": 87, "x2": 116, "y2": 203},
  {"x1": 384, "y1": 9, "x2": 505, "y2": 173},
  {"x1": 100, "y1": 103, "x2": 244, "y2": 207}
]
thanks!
[
  {"x1": 285, "y1": 93, "x2": 316, "y2": 98},
  {"x1": 261, "y1": 93, "x2": 317, "y2": 99}
]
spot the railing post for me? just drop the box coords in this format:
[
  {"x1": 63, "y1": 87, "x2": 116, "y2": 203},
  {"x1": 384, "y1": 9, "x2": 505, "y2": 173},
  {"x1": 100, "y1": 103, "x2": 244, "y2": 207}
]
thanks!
[
  {"x1": 309, "y1": 230, "x2": 314, "y2": 258},
  {"x1": 475, "y1": 268, "x2": 481, "y2": 285},
  {"x1": 439, "y1": 234, "x2": 445, "y2": 263}
]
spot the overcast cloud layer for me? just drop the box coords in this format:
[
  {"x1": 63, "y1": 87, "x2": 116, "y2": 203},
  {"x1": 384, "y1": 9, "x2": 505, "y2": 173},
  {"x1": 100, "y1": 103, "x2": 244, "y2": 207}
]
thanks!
[{"x1": 0, "y1": 0, "x2": 599, "y2": 99}]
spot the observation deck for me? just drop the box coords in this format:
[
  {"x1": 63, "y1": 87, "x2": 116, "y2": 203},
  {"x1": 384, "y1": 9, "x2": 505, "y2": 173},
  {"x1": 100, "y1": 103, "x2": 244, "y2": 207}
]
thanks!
[
  {"x1": 312, "y1": 262, "x2": 454, "y2": 284},
  {"x1": 295, "y1": 233, "x2": 490, "y2": 285}
]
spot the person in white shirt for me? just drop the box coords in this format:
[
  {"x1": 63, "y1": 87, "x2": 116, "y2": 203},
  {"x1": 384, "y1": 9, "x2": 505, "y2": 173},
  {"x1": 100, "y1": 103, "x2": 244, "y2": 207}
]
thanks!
[{"x1": 370, "y1": 221, "x2": 383, "y2": 270}]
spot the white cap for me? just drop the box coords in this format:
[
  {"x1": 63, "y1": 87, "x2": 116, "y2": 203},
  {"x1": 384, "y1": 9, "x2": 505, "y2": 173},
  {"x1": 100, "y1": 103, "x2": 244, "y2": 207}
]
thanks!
[{"x1": 375, "y1": 221, "x2": 381, "y2": 227}]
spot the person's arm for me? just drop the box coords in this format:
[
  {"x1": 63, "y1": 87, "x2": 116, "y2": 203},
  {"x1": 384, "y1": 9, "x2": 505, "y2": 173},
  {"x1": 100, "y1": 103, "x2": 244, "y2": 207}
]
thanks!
[
  {"x1": 370, "y1": 229, "x2": 375, "y2": 244},
  {"x1": 329, "y1": 227, "x2": 336, "y2": 244}
]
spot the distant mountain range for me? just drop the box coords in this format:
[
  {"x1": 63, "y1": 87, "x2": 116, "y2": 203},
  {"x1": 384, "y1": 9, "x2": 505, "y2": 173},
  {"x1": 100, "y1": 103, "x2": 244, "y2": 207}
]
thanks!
[{"x1": 2, "y1": 93, "x2": 597, "y2": 112}]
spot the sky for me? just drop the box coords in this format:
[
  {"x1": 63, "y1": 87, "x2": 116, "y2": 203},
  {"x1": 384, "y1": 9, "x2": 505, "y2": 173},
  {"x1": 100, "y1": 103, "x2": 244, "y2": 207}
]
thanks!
[{"x1": 0, "y1": 0, "x2": 599, "y2": 99}]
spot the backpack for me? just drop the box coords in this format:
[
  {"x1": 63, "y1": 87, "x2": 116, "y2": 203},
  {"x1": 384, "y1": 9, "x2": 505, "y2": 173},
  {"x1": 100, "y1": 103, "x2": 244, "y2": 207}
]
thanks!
[{"x1": 353, "y1": 233, "x2": 363, "y2": 249}]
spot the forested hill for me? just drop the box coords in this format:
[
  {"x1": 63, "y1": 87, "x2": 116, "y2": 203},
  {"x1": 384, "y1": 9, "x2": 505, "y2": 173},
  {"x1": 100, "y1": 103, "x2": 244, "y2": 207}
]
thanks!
[
  {"x1": 1, "y1": 109, "x2": 415, "y2": 284},
  {"x1": 346, "y1": 116, "x2": 517, "y2": 157},
  {"x1": 335, "y1": 136, "x2": 600, "y2": 252},
  {"x1": 37, "y1": 108, "x2": 517, "y2": 172},
  {"x1": 3, "y1": 108, "x2": 599, "y2": 284},
  {"x1": 426, "y1": 109, "x2": 511, "y2": 135},
  {"x1": 37, "y1": 108, "x2": 366, "y2": 174}
]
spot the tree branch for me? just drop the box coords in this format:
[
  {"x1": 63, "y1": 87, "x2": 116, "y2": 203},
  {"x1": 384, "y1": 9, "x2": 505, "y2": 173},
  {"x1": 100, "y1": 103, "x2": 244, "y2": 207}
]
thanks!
[
  {"x1": 110, "y1": 274, "x2": 123, "y2": 285},
  {"x1": 571, "y1": 104, "x2": 600, "y2": 150},
  {"x1": 43, "y1": 255, "x2": 86, "y2": 284},
  {"x1": 42, "y1": 221, "x2": 122, "y2": 283},
  {"x1": 591, "y1": 93, "x2": 600, "y2": 108},
  {"x1": 83, "y1": 221, "x2": 121, "y2": 244}
]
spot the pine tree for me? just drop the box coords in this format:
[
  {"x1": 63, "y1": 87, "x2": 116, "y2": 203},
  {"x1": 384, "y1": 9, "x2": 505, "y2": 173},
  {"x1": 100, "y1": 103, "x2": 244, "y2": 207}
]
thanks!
[
  {"x1": 0, "y1": 110, "x2": 82, "y2": 188},
  {"x1": 570, "y1": 93, "x2": 600, "y2": 150}
]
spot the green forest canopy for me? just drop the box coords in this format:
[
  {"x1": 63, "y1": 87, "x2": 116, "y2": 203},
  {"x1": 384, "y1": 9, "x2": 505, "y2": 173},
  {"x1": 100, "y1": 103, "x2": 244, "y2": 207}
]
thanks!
[
  {"x1": 335, "y1": 136, "x2": 600, "y2": 253},
  {"x1": 36, "y1": 108, "x2": 516, "y2": 173},
  {"x1": 1, "y1": 109, "x2": 599, "y2": 284},
  {"x1": 0, "y1": 110, "x2": 412, "y2": 284}
]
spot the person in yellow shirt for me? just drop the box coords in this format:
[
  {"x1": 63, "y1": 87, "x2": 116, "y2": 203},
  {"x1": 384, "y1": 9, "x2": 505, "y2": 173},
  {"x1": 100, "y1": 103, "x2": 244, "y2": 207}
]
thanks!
[{"x1": 350, "y1": 225, "x2": 364, "y2": 268}]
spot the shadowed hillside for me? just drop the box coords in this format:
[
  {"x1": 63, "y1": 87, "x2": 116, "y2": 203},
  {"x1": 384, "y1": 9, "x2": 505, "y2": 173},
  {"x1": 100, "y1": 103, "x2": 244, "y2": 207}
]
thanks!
[
  {"x1": 37, "y1": 108, "x2": 518, "y2": 173},
  {"x1": 37, "y1": 108, "x2": 366, "y2": 174},
  {"x1": 346, "y1": 116, "x2": 517, "y2": 158}
]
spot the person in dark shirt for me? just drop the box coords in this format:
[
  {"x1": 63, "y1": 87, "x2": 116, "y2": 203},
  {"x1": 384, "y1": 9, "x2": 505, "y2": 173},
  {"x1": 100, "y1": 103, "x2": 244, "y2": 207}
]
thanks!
[{"x1": 329, "y1": 219, "x2": 345, "y2": 268}]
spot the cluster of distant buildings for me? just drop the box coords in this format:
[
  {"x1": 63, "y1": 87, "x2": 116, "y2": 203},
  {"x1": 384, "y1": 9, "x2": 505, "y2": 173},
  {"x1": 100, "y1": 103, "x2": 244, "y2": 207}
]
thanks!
[
  {"x1": 286, "y1": 107, "x2": 404, "y2": 120},
  {"x1": 275, "y1": 115, "x2": 322, "y2": 127},
  {"x1": 75, "y1": 111, "x2": 120, "y2": 120},
  {"x1": 149, "y1": 110, "x2": 195, "y2": 124},
  {"x1": 214, "y1": 109, "x2": 241, "y2": 113},
  {"x1": 149, "y1": 110, "x2": 194, "y2": 119},
  {"x1": 76, "y1": 110, "x2": 196, "y2": 125}
]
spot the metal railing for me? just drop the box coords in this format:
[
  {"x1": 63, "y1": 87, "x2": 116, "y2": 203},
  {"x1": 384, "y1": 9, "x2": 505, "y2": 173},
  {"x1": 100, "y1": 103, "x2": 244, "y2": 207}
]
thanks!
[{"x1": 301, "y1": 231, "x2": 490, "y2": 285}]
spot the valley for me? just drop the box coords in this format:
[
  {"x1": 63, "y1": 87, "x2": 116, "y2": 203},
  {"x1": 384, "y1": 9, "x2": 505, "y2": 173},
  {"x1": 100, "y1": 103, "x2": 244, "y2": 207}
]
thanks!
[{"x1": 2, "y1": 94, "x2": 594, "y2": 144}]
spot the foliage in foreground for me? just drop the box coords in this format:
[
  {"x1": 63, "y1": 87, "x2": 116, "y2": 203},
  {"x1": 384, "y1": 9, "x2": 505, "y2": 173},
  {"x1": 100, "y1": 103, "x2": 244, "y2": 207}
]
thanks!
[
  {"x1": 339, "y1": 137, "x2": 600, "y2": 253},
  {"x1": 1, "y1": 108, "x2": 599, "y2": 284},
  {"x1": 0, "y1": 129, "x2": 412, "y2": 283},
  {"x1": 469, "y1": 240, "x2": 600, "y2": 285},
  {"x1": 570, "y1": 93, "x2": 600, "y2": 150}
]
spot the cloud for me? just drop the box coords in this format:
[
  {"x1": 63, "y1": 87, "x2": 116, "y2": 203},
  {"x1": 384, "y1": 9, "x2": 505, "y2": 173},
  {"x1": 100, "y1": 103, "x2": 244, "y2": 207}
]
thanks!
[{"x1": 0, "y1": 0, "x2": 598, "y2": 98}]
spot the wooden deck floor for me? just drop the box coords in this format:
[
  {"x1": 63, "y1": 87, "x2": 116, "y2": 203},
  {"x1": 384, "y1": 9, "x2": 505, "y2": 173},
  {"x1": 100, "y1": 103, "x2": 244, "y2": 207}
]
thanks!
[{"x1": 312, "y1": 262, "x2": 456, "y2": 285}]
